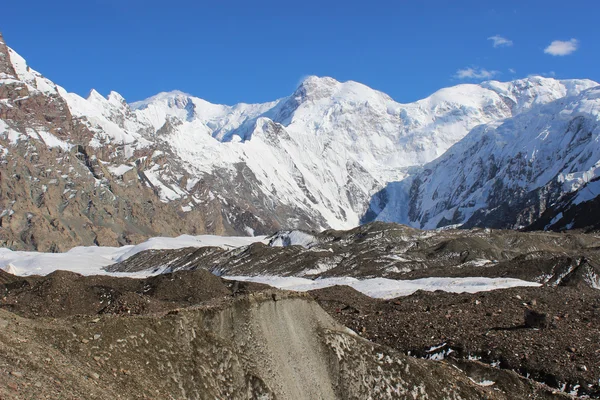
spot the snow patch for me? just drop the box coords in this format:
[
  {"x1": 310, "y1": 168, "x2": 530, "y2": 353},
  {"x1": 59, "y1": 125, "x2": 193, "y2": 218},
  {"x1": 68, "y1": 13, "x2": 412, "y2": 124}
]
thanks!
[
  {"x1": 469, "y1": 378, "x2": 495, "y2": 387},
  {"x1": 222, "y1": 275, "x2": 541, "y2": 299},
  {"x1": 113, "y1": 235, "x2": 267, "y2": 263},
  {"x1": 0, "y1": 235, "x2": 267, "y2": 277},
  {"x1": 108, "y1": 164, "x2": 134, "y2": 176},
  {"x1": 36, "y1": 130, "x2": 71, "y2": 151},
  {"x1": 572, "y1": 179, "x2": 600, "y2": 205}
]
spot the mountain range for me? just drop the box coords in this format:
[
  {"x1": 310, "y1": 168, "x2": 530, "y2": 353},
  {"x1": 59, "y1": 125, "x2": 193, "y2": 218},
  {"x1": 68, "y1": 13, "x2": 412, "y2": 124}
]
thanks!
[{"x1": 1, "y1": 32, "x2": 598, "y2": 251}]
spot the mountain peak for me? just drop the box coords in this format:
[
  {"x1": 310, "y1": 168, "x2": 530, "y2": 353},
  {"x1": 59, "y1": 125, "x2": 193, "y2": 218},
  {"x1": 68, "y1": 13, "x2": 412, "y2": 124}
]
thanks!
[
  {"x1": 0, "y1": 33, "x2": 14, "y2": 77},
  {"x1": 107, "y1": 91, "x2": 126, "y2": 105},
  {"x1": 130, "y1": 90, "x2": 194, "y2": 110},
  {"x1": 87, "y1": 89, "x2": 106, "y2": 102},
  {"x1": 291, "y1": 76, "x2": 340, "y2": 103},
  {"x1": 296, "y1": 76, "x2": 340, "y2": 92},
  {"x1": 299, "y1": 75, "x2": 339, "y2": 87}
]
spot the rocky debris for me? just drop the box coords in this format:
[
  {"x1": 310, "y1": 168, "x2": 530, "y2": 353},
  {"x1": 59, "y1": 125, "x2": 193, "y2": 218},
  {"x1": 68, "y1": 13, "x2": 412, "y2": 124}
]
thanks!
[
  {"x1": 100, "y1": 223, "x2": 600, "y2": 396},
  {"x1": 106, "y1": 245, "x2": 227, "y2": 273},
  {"x1": 0, "y1": 264, "x2": 589, "y2": 398},
  {"x1": 0, "y1": 269, "x2": 18, "y2": 285},
  {"x1": 109, "y1": 222, "x2": 600, "y2": 288},
  {"x1": 0, "y1": 268, "x2": 268, "y2": 319},
  {"x1": 0, "y1": 284, "x2": 570, "y2": 399},
  {"x1": 311, "y1": 284, "x2": 600, "y2": 397}
]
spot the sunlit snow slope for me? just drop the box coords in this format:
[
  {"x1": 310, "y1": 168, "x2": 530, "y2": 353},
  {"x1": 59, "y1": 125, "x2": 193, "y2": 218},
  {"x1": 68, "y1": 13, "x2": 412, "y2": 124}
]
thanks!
[{"x1": 372, "y1": 84, "x2": 600, "y2": 231}]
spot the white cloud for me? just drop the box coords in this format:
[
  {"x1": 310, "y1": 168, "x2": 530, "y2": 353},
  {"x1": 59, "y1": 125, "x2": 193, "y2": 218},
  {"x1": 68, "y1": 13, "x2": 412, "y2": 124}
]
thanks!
[
  {"x1": 454, "y1": 67, "x2": 499, "y2": 80},
  {"x1": 544, "y1": 39, "x2": 579, "y2": 56},
  {"x1": 508, "y1": 68, "x2": 516, "y2": 74},
  {"x1": 488, "y1": 35, "x2": 513, "y2": 48}
]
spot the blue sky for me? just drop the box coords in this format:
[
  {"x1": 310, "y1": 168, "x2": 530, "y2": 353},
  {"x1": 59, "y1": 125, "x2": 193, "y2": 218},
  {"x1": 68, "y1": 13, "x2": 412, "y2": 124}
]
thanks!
[{"x1": 2, "y1": 0, "x2": 598, "y2": 105}]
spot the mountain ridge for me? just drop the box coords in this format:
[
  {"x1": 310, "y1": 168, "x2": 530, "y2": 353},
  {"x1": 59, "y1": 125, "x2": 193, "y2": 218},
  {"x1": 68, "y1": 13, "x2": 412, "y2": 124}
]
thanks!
[
  {"x1": 369, "y1": 84, "x2": 600, "y2": 231},
  {"x1": 1, "y1": 31, "x2": 599, "y2": 250}
]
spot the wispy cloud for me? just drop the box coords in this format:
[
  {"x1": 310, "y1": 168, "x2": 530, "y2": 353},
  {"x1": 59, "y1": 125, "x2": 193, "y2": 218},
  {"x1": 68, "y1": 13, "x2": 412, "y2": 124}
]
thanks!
[
  {"x1": 544, "y1": 39, "x2": 579, "y2": 56},
  {"x1": 488, "y1": 35, "x2": 513, "y2": 48},
  {"x1": 508, "y1": 68, "x2": 516, "y2": 74},
  {"x1": 455, "y1": 67, "x2": 499, "y2": 80}
]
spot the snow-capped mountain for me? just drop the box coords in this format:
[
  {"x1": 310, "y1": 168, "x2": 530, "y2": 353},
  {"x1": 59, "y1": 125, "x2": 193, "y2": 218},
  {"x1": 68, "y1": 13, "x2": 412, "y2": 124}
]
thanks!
[
  {"x1": 370, "y1": 84, "x2": 600, "y2": 231},
  {"x1": 0, "y1": 31, "x2": 598, "y2": 250},
  {"x1": 69, "y1": 70, "x2": 596, "y2": 228}
]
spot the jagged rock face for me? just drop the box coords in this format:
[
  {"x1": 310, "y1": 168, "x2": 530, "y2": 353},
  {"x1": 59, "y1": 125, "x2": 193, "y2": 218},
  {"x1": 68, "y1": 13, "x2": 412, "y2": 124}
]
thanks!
[
  {"x1": 529, "y1": 191, "x2": 600, "y2": 232},
  {"x1": 1, "y1": 33, "x2": 598, "y2": 250},
  {"x1": 370, "y1": 85, "x2": 600, "y2": 231},
  {"x1": 0, "y1": 35, "x2": 234, "y2": 251}
]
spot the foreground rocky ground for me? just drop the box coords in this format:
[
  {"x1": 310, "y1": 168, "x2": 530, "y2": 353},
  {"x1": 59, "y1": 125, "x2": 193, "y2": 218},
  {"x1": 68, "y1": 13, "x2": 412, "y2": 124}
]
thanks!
[
  {"x1": 1, "y1": 222, "x2": 599, "y2": 398},
  {"x1": 313, "y1": 285, "x2": 600, "y2": 397},
  {"x1": 0, "y1": 269, "x2": 568, "y2": 399}
]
